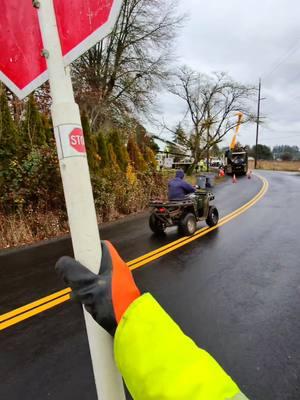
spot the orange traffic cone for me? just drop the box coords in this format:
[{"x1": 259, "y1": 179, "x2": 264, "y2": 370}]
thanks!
[
  {"x1": 232, "y1": 174, "x2": 237, "y2": 183},
  {"x1": 219, "y1": 168, "x2": 225, "y2": 177}
]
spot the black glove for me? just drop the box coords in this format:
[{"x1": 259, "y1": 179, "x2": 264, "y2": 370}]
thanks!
[{"x1": 56, "y1": 241, "x2": 140, "y2": 335}]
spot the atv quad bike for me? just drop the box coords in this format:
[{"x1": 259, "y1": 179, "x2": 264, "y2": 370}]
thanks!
[{"x1": 149, "y1": 189, "x2": 219, "y2": 236}]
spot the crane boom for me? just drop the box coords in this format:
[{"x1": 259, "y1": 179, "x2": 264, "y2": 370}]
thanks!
[{"x1": 230, "y1": 112, "x2": 243, "y2": 150}]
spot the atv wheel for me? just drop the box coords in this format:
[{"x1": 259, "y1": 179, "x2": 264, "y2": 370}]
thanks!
[
  {"x1": 179, "y1": 213, "x2": 197, "y2": 236},
  {"x1": 149, "y1": 214, "x2": 165, "y2": 235},
  {"x1": 206, "y1": 206, "x2": 219, "y2": 227}
]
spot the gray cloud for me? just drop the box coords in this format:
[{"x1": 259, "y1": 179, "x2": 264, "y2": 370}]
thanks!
[{"x1": 153, "y1": 0, "x2": 300, "y2": 148}]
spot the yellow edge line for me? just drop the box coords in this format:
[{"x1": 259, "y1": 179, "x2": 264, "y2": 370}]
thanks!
[
  {"x1": 0, "y1": 287, "x2": 72, "y2": 322},
  {"x1": 0, "y1": 294, "x2": 71, "y2": 331},
  {"x1": 0, "y1": 174, "x2": 268, "y2": 330}
]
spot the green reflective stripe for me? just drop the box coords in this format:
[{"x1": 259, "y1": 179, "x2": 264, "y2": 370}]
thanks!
[{"x1": 115, "y1": 294, "x2": 243, "y2": 400}]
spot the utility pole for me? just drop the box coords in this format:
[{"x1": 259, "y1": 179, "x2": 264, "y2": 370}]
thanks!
[
  {"x1": 206, "y1": 126, "x2": 210, "y2": 172},
  {"x1": 255, "y1": 78, "x2": 262, "y2": 169},
  {"x1": 205, "y1": 117, "x2": 212, "y2": 172}
]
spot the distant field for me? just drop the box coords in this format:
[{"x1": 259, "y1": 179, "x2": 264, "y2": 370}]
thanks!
[{"x1": 249, "y1": 160, "x2": 300, "y2": 172}]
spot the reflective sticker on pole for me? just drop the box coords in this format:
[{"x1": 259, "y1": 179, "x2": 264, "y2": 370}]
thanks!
[{"x1": 54, "y1": 124, "x2": 86, "y2": 159}]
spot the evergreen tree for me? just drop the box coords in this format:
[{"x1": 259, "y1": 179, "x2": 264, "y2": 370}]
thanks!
[
  {"x1": 109, "y1": 130, "x2": 129, "y2": 171},
  {"x1": 135, "y1": 123, "x2": 159, "y2": 154},
  {"x1": 107, "y1": 143, "x2": 120, "y2": 171},
  {"x1": 173, "y1": 123, "x2": 188, "y2": 146},
  {"x1": 126, "y1": 163, "x2": 137, "y2": 185},
  {"x1": 81, "y1": 112, "x2": 99, "y2": 173},
  {"x1": 127, "y1": 135, "x2": 147, "y2": 172},
  {"x1": 251, "y1": 144, "x2": 273, "y2": 160},
  {"x1": 167, "y1": 123, "x2": 188, "y2": 161},
  {"x1": 144, "y1": 145, "x2": 157, "y2": 169},
  {"x1": 22, "y1": 95, "x2": 47, "y2": 148},
  {"x1": 0, "y1": 90, "x2": 18, "y2": 168},
  {"x1": 41, "y1": 114, "x2": 53, "y2": 144},
  {"x1": 97, "y1": 131, "x2": 109, "y2": 168}
]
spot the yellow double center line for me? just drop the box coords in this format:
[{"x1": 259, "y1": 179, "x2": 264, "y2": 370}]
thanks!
[{"x1": 0, "y1": 175, "x2": 269, "y2": 331}]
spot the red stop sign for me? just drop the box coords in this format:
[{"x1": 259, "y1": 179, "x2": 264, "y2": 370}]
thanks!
[
  {"x1": 0, "y1": 0, "x2": 122, "y2": 99},
  {"x1": 69, "y1": 128, "x2": 86, "y2": 153}
]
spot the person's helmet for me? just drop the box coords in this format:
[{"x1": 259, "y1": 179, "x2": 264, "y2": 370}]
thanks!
[{"x1": 176, "y1": 169, "x2": 185, "y2": 179}]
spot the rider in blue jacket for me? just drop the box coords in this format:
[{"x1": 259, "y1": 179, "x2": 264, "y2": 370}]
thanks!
[{"x1": 168, "y1": 169, "x2": 195, "y2": 200}]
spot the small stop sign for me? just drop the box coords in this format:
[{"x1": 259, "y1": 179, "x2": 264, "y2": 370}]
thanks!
[{"x1": 69, "y1": 128, "x2": 86, "y2": 153}]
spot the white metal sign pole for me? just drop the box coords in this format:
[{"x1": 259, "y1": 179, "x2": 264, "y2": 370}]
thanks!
[{"x1": 36, "y1": 1, "x2": 125, "y2": 399}]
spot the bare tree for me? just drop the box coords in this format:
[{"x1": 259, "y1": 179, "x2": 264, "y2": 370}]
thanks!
[
  {"x1": 168, "y1": 66, "x2": 255, "y2": 171},
  {"x1": 72, "y1": 0, "x2": 184, "y2": 132}
]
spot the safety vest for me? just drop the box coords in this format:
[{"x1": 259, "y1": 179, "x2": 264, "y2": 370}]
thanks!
[{"x1": 115, "y1": 294, "x2": 249, "y2": 400}]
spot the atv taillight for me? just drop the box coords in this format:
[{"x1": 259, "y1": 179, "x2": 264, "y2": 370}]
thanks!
[{"x1": 158, "y1": 207, "x2": 166, "y2": 213}]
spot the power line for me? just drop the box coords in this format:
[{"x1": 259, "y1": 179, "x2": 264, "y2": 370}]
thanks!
[
  {"x1": 262, "y1": 40, "x2": 300, "y2": 80},
  {"x1": 282, "y1": 72, "x2": 300, "y2": 100},
  {"x1": 263, "y1": 41, "x2": 300, "y2": 79},
  {"x1": 290, "y1": 70, "x2": 300, "y2": 84},
  {"x1": 261, "y1": 129, "x2": 300, "y2": 135},
  {"x1": 260, "y1": 135, "x2": 300, "y2": 141}
]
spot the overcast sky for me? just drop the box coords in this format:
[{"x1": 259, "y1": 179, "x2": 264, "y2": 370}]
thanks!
[{"x1": 153, "y1": 0, "x2": 300, "y2": 149}]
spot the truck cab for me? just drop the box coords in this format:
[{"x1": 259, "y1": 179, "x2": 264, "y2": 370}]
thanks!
[{"x1": 224, "y1": 147, "x2": 248, "y2": 175}]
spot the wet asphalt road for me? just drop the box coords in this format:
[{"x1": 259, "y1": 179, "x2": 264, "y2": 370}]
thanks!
[{"x1": 1, "y1": 171, "x2": 300, "y2": 400}]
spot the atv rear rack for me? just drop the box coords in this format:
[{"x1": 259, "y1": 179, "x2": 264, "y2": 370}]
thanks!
[
  {"x1": 149, "y1": 199, "x2": 195, "y2": 208},
  {"x1": 150, "y1": 190, "x2": 214, "y2": 208}
]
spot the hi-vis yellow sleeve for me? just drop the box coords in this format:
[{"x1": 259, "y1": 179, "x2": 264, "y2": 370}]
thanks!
[{"x1": 114, "y1": 294, "x2": 249, "y2": 400}]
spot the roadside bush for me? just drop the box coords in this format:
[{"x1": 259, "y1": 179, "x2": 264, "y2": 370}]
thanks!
[
  {"x1": 92, "y1": 169, "x2": 167, "y2": 221},
  {"x1": 92, "y1": 175, "x2": 117, "y2": 222},
  {"x1": 0, "y1": 141, "x2": 63, "y2": 213},
  {"x1": 0, "y1": 91, "x2": 166, "y2": 247},
  {"x1": 0, "y1": 210, "x2": 68, "y2": 249}
]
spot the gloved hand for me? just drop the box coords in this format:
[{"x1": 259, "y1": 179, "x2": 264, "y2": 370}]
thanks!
[{"x1": 55, "y1": 241, "x2": 140, "y2": 335}]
